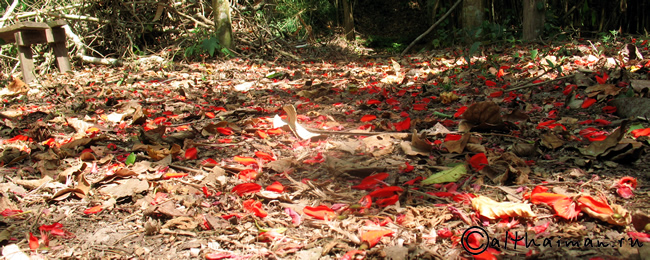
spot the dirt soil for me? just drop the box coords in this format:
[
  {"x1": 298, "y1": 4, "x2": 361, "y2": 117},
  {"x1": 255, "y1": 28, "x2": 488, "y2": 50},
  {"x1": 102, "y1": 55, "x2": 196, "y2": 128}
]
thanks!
[{"x1": 1, "y1": 39, "x2": 650, "y2": 260}]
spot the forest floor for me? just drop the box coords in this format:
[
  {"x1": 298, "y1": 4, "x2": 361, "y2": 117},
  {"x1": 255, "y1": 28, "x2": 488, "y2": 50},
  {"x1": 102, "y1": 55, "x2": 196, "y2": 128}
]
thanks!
[{"x1": 1, "y1": 39, "x2": 650, "y2": 260}]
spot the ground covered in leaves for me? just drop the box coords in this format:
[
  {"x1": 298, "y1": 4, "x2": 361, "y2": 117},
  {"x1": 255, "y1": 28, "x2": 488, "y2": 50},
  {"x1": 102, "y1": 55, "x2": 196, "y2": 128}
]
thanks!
[{"x1": 1, "y1": 39, "x2": 650, "y2": 260}]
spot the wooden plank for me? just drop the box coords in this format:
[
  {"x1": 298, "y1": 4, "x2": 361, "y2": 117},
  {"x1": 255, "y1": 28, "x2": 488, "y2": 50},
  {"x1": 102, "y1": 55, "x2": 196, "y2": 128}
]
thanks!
[
  {"x1": 0, "y1": 22, "x2": 49, "y2": 43},
  {"x1": 49, "y1": 27, "x2": 71, "y2": 72},
  {"x1": 47, "y1": 20, "x2": 67, "y2": 28},
  {"x1": 15, "y1": 30, "x2": 47, "y2": 46},
  {"x1": 17, "y1": 43, "x2": 35, "y2": 84}
]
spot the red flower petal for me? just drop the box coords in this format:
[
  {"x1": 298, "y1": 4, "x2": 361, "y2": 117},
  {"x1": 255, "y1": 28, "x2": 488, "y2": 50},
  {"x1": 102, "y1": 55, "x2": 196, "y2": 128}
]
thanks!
[
  {"x1": 184, "y1": 147, "x2": 198, "y2": 160},
  {"x1": 303, "y1": 205, "x2": 336, "y2": 220},
  {"x1": 360, "y1": 114, "x2": 377, "y2": 122},
  {"x1": 469, "y1": 153, "x2": 488, "y2": 170},
  {"x1": 581, "y1": 98, "x2": 597, "y2": 108},
  {"x1": 216, "y1": 127, "x2": 234, "y2": 135},
  {"x1": 368, "y1": 186, "x2": 403, "y2": 198},
  {"x1": 83, "y1": 206, "x2": 102, "y2": 215},
  {"x1": 578, "y1": 195, "x2": 613, "y2": 215},
  {"x1": 234, "y1": 156, "x2": 258, "y2": 166},
  {"x1": 266, "y1": 181, "x2": 285, "y2": 193},
  {"x1": 376, "y1": 194, "x2": 399, "y2": 207},
  {"x1": 361, "y1": 229, "x2": 393, "y2": 248},
  {"x1": 394, "y1": 117, "x2": 411, "y2": 131},
  {"x1": 352, "y1": 172, "x2": 389, "y2": 190},
  {"x1": 243, "y1": 199, "x2": 267, "y2": 218},
  {"x1": 231, "y1": 183, "x2": 262, "y2": 196},
  {"x1": 29, "y1": 232, "x2": 39, "y2": 251}
]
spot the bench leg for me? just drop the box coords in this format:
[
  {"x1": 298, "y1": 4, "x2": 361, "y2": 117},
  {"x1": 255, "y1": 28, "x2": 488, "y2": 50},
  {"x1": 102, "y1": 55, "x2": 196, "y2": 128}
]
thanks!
[
  {"x1": 47, "y1": 26, "x2": 71, "y2": 73},
  {"x1": 15, "y1": 32, "x2": 36, "y2": 84}
]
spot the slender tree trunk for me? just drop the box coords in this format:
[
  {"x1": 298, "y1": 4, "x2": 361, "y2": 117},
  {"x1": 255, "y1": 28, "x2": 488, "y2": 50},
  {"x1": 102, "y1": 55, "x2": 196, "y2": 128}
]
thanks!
[
  {"x1": 522, "y1": 0, "x2": 546, "y2": 41},
  {"x1": 213, "y1": 0, "x2": 234, "y2": 49},
  {"x1": 462, "y1": 0, "x2": 484, "y2": 29},
  {"x1": 342, "y1": 0, "x2": 355, "y2": 41}
]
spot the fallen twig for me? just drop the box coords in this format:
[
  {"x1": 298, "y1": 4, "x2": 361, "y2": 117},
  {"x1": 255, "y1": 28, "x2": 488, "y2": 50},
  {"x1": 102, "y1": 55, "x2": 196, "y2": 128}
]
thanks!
[{"x1": 505, "y1": 74, "x2": 574, "y2": 92}]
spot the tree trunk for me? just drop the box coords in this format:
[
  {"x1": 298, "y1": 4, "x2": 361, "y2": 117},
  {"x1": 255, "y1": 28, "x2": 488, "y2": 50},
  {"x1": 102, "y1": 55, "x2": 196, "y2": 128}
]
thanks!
[
  {"x1": 522, "y1": 0, "x2": 545, "y2": 41},
  {"x1": 462, "y1": 0, "x2": 484, "y2": 30},
  {"x1": 342, "y1": 0, "x2": 355, "y2": 41},
  {"x1": 213, "y1": 0, "x2": 234, "y2": 49}
]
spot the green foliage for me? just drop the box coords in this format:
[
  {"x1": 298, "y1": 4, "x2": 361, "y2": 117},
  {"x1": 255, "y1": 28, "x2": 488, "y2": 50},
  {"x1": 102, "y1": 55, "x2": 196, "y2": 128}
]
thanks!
[
  {"x1": 182, "y1": 30, "x2": 234, "y2": 60},
  {"x1": 270, "y1": 0, "x2": 335, "y2": 39},
  {"x1": 364, "y1": 35, "x2": 408, "y2": 53}
]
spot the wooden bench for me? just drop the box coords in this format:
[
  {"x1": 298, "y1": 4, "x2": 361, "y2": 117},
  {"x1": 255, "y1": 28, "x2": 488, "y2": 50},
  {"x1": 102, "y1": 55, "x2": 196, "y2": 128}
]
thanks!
[{"x1": 0, "y1": 20, "x2": 71, "y2": 84}]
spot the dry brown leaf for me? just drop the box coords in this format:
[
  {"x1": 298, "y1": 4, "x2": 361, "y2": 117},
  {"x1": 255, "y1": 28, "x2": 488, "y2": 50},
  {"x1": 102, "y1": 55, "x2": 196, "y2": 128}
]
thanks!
[
  {"x1": 540, "y1": 133, "x2": 565, "y2": 149},
  {"x1": 462, "y1": 101, "x2": 503, "y2": 125},
  {"x1": 443, "y1": 132, "x2": 470, "y2": 154},
  {"x1": 581, "y1": 203, "x2": 631, "y2": 226},
  {"x1": 471, "y1": 195, "x2": 536, "y2": 219},
  {"x1": 440, "y1": 92, "x2": 459, "y2": 104}
]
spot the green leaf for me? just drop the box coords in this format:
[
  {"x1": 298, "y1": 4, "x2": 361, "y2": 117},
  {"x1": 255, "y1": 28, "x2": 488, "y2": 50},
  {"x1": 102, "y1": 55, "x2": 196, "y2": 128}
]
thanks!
[
  {"x1": 220, "y1": 47, "x2": 234, "y2": 57},
  {"x1": 201, "y1": 37, "x2": 220, "y2": 57},
  {"x1": 530, "y1": 49, "x2": 538, "y2": 60},
  {"x1": 125, "y1": 152, "x2": 136, "y2": 165},
  {"x1": 628, "y1": 123, "x2": 645, "y2": 134},
  {"x1": 422, "y1": 164, "x2": 467, "y2": 185},
  {"x1": 266, "y1": 72, "x2": 284, "y2": 79},
  {"x1": 433, "y1": 111, "x2": 453, "y2": 118},
  {"x1": 545, "y1": 58, "x2": 554, "y2": 67},
  {"x1": 469, "y1": 42, "x2": 481, "y2": 56}
]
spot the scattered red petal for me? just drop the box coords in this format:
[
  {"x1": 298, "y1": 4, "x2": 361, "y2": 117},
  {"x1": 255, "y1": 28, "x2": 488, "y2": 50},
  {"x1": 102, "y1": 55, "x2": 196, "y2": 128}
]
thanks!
[
  {"x1": 267, "y1": 128, "x2": 283, "y2": 135},
  {"x1": 29, "y1": 232, "x2": 39, "y2": 251},
  {"x1": 237, "y1": 169, "x2": 258, "y2": 181},
  {"x1": 216, "y1": 127, "x2": 234, "y2": 135},
  {"x1": 232, "y1": 183, "x2": 262, "y2": 196},
  {"x1": 578, "y1": 195, "x2": 613, "y2": 215},
  {"x1": 83, "y1": 205, "x2": 102, "y2": 215},
  {"x1": 368, "y1": 186, "x2": 403, "y2": 198},
  {"x1": 303, "y1": 152, "x2": 325, "y2": 164},
  {"x1": 340, "y1": 250, "x2": 366, "y2": 260},
  {"x1": 602, "y1": 105, "x2": 617, "y2": 113},
  {"x1": 367, "y1": 99, "x2": 381, "y2": 105},
  {"x1": 401, "y1": 162, "x2": 414, "y2": 173},
  {"x1": 266, "y1": 181, "x2": 285, "y2": 193},
  {"x1": 376, "y1": 194, "x2": 399, "y2": 207},
  {"x1": 581, "y1": 98, "x2": 597, "y2": 108},
  {"x1": 303, "y1": 205, "x2": 336, "y2": 220},
  {"x1": 360, "y1": 114, "x2": 377, "y2": 122},
  {"x1": 243, "y1": 199, "x2": 267, "y2": 218},
  {"x1": 361, "y1": 229, "x2": 393, "y2": 248},
  {"x1": 201, "y1": 158, "x2": 218, "y2": 167},
  {"x1": 631, "y1": 128, "x2": 650, "y2": 138},
  {"x1": 627, "y1": 232, "x2": 650, "y2": 242},
  {"x1": 234, "y1": 156, "x2": 258, "y2": 166},
  {"x1": 255, "y1": 151, "x2": 275, "y2": 161},
  {"x1": 413, "y1": 103, "x2": 427, "y2": 111},
  {"x1": 489, "y1": 90, "x2": 503, "y2": 97},
  {"x1": 403, "y1": 176, "x2": 423, "y2": 185},
  {"x1": 595, "y1": 73, "x2": 609, "y2": 84},
  {"x1": 352, "y1": 172, "x2": 389, "y2": 190},
  {"x1": 185, "y1": 147, "x2": 198, "y2": 160},
  {"x1": 394, "y1": 117, "x2": 411, "y2": 131},
  {"x1": 163, "y1": 172, "x2": 188, "y2": 179},
  {"x1": 0, "y1": 209, "x2": 22, "y2": 217},
  {"x1": 469, "y1": 153, "x2": 488, "y2": 170},
  {"x1": 453, "y1": 106, "x2": 467, "y2": 118}
]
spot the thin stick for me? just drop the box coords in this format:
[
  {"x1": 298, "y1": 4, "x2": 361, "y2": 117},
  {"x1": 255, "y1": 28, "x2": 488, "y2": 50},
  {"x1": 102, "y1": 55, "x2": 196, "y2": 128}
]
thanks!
[
  {"x1": 505, "y1": 74, "x2": 574, "y2": 92},
  {"x1": 400, "y1": 0, "x2": 462, "y2": 56}
]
